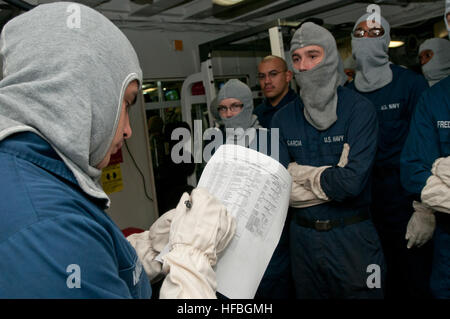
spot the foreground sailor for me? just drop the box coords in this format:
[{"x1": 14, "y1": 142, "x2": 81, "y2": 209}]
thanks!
[{"x1": 0, "y1": 2, "x2": 235, "y2": 299}]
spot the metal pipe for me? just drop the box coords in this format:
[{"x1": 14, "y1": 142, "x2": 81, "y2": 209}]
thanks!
[{"x1": 3, "y1": 0, "x2": 35, "y2": 11}]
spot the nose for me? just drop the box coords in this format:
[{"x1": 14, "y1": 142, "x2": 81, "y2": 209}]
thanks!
[
  {"x1": 224, "y1": 108, "x2": 234, "y2": 118},
  {"x1": 299, "y1": 59, "x2": 308, "y2": 72},
  {"x1": 123, "y1": 114, "x2": 132, "y2": 139}
]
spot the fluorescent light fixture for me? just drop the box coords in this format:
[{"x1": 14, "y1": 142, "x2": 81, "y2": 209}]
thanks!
[
  {"x1": 213, "y1": 0, "x2": 245, "y2": 6},
  {"x1": 389, "y1": 41, "x2": 404, "y2": 48},
  {"x1": 142, "y1": 87, "x2": 158, "y2": 94}
]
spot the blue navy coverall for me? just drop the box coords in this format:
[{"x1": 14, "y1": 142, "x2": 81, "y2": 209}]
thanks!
[
  {"x1": 254, "y1": 88, "x2": 298, "y2": 129},
  {"x1": 0, "y1": 132, "x2": 152, "y2": 298},
  {"x1": 272, "y1": 86, "x2": 385, "y2": 298},
  {"x1": 401, "y1": 76, "x2": 450, "y2": 298},
  {"x1": 347, "y1": 64, "x2": 431, "y2": 298},
  {"x1": 253, "y1": 88, "x2": 298, "y2": 299}
]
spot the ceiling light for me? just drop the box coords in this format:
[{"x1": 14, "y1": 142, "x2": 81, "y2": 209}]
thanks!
[
  {"x1": 142, "y1": 87, "x2": 158, "y2": 94},
  {"x1": 213, "y1": 0, "x2": 245, "y2": 6},
  {"x1": 389, "y1": 41, "x2": 405, "y2": 48}
]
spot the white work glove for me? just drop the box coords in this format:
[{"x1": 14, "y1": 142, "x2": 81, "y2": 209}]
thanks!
[
  {"x1": 405, "y1": 201, "x2": 436, "y2": 249},
  {"x1": 337, "y1": 143, "x2": 350, "y2": 168},
  {"x1": 421, "y1": 175, "x2": 450, "y2": 214},
  {"x1": 432, "y1": 156, "x2": 450, "y2": 187},
  {"x1": 421, "y1": 157, "x2": 450, "y2": 214},
  {"x1": 127, "y1": 208, "x2": 176, "y2": 283},
  {"x1": 288, "y1": 143, "x2": 350, "y2": 208},
  {"x1": 160, "y1": 187, "x2": 236, "y2": 299},
  {"x1": 289, "y1": 180, "x2": 330, "y2": 208},
  {"x1": 288, "y1": 163, "x2": 331, "y2": 207}
]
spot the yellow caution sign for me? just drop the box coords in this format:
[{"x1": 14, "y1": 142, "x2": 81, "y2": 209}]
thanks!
[{"x1": 101, "y1": 164, "x2": 123, "y2": 194}]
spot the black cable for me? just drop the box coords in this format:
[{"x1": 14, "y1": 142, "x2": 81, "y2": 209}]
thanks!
[
  {"x1": 124, "y1": 140, "x2": 154, "y2": 202},
  {"x1": 3, "y1": 0, "x2": 35, "y2": 11}
]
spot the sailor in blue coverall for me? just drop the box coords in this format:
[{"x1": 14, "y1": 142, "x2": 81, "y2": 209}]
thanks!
[
  {"x1": 346, "y1": 13, "x2": 431, "y2": 298},
  {"x1": 401, "y1": 76, "x2": 450, "y2": 298},
  {"x1": 254, "y1": 55, "x2": 298, "y2": 130},
  {"x1": 272, "y1": 22, "x2": 385, "y2": 298}
]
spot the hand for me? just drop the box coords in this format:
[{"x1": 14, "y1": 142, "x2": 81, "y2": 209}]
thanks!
[
  {"x1": 405, "y1": 201, "x2": 435, "y2": 249},
  {"x1": 168, "y1": 187, "x2": 236, "y2": 266},
  {"x1": 432, "y1": 156, "x2": 450, "y2": 187},
  {"x1": 126, "y1": 208, "x2": 177, "y2": 282},
  {"x1": 288, "y1": 163, "x2": 330, "y2": 200},
  {"x1": 148, "y1": 208, "x2": 177, "y2": 253}
]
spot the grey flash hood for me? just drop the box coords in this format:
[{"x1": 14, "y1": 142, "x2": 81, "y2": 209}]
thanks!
[
  {"x1": 419, "y1": 38, "x2": 450, "y2": 86},
  {"x1": 290, "y1": 22, "x2": 339, "y2": 131},
  {"x1": 0, "y1": 2, "x2": 142, "y2": 208},
  {"x1": 351, "y1": 13, "x2": 392, "y2": 92},
  {"x1": 216, "y1": 79, "x2": 257, "y2": 130}
]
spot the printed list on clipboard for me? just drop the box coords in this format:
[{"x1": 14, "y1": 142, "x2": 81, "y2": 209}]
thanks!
[{"x1": 198, "y1": 144, "x2": 291, "y2": 299}]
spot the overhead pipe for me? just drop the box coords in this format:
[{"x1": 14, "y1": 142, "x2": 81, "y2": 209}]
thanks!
[{"x1": 3, "y1": 0, "x2": 35, "y2": 11}]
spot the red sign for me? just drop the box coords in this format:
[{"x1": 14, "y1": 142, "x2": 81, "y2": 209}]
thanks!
[
  {"x1": 108, "y1": 148, "x2": 123, "y2": 166},
  {"x1": 191, "y1": 81, "x2": 205, "y2": 96}
]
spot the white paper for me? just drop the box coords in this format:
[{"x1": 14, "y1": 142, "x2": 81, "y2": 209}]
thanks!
[{"x1": 197, "y1": 144, "x2": 291, "y2": 299}]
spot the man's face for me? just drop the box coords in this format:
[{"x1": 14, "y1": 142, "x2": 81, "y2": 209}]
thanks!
[
  {"x1": 217, "y1": 98, "x2": 244, "y2": 119},
  {"x1": 446, "y1": 12, "x2": 450, "y2": 28},
  {"x1": 291, "y1": 45, "x2": 325, "y2": 72},
  {"x1": 257, "y1": 59, "x2": 292, "y2": 103},
  {"x1": 419, "y1": 49, "x2": 434, "y2": 66},
  {"x1": 96, "y1": 80, "x2": 139, "y2": 169}
]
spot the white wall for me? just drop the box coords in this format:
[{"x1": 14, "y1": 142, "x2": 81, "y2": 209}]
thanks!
[
  {"x1": 123, "y1": 29, "x2": 224, "y2": 79},
  {"x1": 212, "y1": 55, "x2": 265, "y2": 88},
  {"x1": 123, "y1": 28, "x2": 266, "y2": 86}
]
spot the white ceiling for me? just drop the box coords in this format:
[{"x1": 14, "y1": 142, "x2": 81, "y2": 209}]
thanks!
[{"x1": 1, "y1": 0, "x2": 447, "y2": 34}]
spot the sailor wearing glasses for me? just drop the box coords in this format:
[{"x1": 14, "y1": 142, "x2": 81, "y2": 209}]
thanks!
[
  {"x1": 346, "y1": 13, "x2": 431, "y2": 299},
  {"x1": 205, "y1": 79, "x2": 266, "y2": 161},
  {"x1": 207, "y1": 79, "x2": 294, "y2": 299}
]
